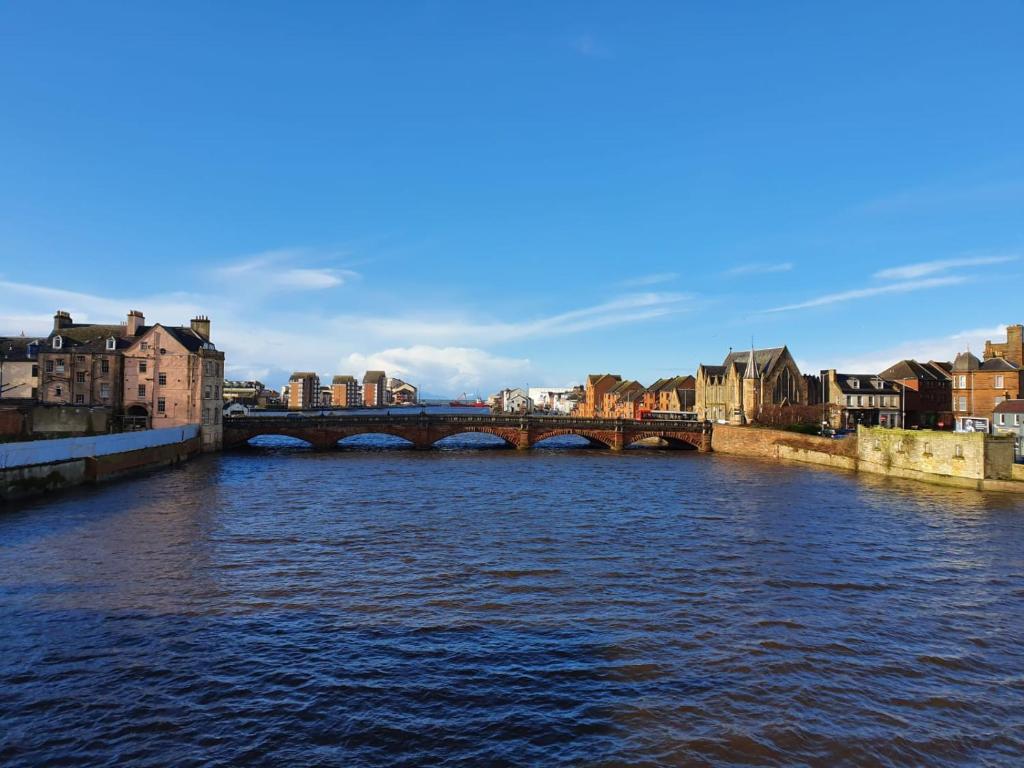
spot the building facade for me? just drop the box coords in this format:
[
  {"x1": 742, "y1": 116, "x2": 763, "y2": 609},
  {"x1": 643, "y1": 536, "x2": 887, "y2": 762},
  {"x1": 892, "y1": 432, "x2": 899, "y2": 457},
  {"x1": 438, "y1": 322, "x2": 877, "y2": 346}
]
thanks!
[
  {"x1": 643, "y1": 375, "x2": 696, "y2": 414},
  {"x1": 121, "y1": 316, "x2": 225, "y2": 450},
  {"x1": 330, "y1": 375, "x2": 361, "y2": 408},
  {"x1": 0, "y1": 336, "x2": 42, "y2": 400},
  {"x1": 950, "y1": 351, "x2": 1023, "y2": 430},
  {"x1": 576, "y1": 374, "x2": 621, "y2": 418},
  {"x1": 992, "y1": 400, "x2": 1024, "y2": 460},
  {"x1": 387, "y1": 377, "x2": 418, "y2": 405},
  {"x1": 287, "y1": 372, "x2": 320, "y2": 409},
  {"x1": 878, "y1": 359, "x2": 953, "y2": 429},
  {"x1": 821, "y1": 370, "x2": 902, "y2": 429},
  {"x1": 983, "y1": 324, "x2": 1024, "y2": 367}
]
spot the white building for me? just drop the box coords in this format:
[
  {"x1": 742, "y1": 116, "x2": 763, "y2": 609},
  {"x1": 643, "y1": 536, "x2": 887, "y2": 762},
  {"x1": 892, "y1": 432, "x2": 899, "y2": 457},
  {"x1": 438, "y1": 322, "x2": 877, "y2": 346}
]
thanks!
[
  {"x1": 499, "y1": 387, "x2": 532, "y2": 414},
  {"x1": 528, "y1": 386, "x2": 578, "y2": 415}
]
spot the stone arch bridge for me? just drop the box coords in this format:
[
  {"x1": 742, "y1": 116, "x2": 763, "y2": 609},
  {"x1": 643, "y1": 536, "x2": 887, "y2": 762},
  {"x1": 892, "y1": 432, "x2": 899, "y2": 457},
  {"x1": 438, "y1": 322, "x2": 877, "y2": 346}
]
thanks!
[{"x1": 223, "y1": 413, "x2": 712, "y2": 452}]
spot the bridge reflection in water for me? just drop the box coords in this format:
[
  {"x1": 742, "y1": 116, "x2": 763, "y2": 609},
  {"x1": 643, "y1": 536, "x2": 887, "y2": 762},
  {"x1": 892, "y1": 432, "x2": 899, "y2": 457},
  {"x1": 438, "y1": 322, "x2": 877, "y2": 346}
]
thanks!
[{"x1": 224, "y1": 413, "x2": 712, "y2": 452}]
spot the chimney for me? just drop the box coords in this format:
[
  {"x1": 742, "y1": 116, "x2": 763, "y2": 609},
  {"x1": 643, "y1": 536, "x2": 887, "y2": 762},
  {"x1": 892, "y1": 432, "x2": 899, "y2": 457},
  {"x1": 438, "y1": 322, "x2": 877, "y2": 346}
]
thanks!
[
  {"x1": 53, "y1": 310, "x2": 72, "y2": 331},
  {"x1": 190, "y1": 315, "x2": 211, "y2": 340},
  {"x1": 126, "y1": 310, "x2": 145, "y2": 336}
]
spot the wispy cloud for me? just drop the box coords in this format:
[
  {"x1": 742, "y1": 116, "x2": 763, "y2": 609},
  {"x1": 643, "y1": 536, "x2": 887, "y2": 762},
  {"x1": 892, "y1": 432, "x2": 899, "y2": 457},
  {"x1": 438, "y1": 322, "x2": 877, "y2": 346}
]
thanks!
[
  {"x1": 874, "y1": 254, "x2": 1018, "y2": 280},
  {"x1": 763, "y1": 276, "x2": 965, "y2": 313},
  {"x1": 725, "y1": 262, "x2": 794, "y2": 276},
  {"x1": 620, "y1": 272, "x2": 678, "y2": 287},
  {"x1": 344, "y1": 292, "x2": 694, "y2": 345},
  {"x1": 216, "y1": 248, "x2": 358, "y2": 291}
]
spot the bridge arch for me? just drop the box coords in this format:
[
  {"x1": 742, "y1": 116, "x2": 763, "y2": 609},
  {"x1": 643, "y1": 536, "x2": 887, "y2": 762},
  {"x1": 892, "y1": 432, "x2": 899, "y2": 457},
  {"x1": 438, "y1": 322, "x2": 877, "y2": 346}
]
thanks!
[
  {"x1": 239, "y1": 432, "x2": 316, "y2": 448},
  {"x1": 623, "y1": 431, "x2": 701, "y2": 450},
  {"x1": 430, "y1": 427, "x2": 519, "y2": 448},
  {"x1": 530, "y1": 429, "x2": 613, "y2": 449},
  {"x1": 337, "y1": 431, "x2": 417, "y2": 449}
]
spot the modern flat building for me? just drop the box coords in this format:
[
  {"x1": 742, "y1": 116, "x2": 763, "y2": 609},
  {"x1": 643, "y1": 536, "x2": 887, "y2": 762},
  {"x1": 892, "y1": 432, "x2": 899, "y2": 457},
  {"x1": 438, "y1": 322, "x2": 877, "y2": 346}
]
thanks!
[
  {"x1": 287, "y1": 372, "x2": 320, "y2": 409},
  {"x1": 330, "y1": 375, "x2": 361, "y2": 408},
  {"x1": 362, "y1": 370, "x2": 387, "y2": 407},
  {"x1": 223, "y1": 380, "x2": 266, "y2": 405},
  {"x1": 387, "y1": 378, "x2": 418, "y2": 405},
  {"x1": 0, "y1": 336, "x2": 42, "y2": 400}
]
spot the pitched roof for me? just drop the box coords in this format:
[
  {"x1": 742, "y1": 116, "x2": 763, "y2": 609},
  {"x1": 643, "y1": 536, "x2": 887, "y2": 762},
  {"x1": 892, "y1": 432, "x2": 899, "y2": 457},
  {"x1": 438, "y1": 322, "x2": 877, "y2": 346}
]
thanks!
[
  {"x1": 363, "y1": 370, "x2": 386, "y2": 383},
  {"x1": 332, "y1": 375, "x2": 356, "y2": 384},
  {"x1": 699, "y1": 364, "x2": 726, "y2": 377},
  {"x1": 0, "y1": 336, "x2": 43, "y2": 361},
  {"x1": 289, "y1": 371, "x2": 318, "y2": 380},
  {"x1": 994, "y1": 399, "x2": 1024, "y2": 414},
  {"x1": 879, "y1": 359, "x2": 947, "y2": 382},
  {"x1": 722, "y1": 347, "x2": 787, "y2": 376}
]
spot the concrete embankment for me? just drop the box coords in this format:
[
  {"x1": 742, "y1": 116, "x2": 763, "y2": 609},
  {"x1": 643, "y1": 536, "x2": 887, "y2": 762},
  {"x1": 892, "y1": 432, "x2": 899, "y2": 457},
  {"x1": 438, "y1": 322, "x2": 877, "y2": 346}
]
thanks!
[
  {"x1": 712, "y1": 423, "x2": 1024, "y2": 494},
  {"x1": 1, "y1": 425, "x2": 200, "y2": 503}
]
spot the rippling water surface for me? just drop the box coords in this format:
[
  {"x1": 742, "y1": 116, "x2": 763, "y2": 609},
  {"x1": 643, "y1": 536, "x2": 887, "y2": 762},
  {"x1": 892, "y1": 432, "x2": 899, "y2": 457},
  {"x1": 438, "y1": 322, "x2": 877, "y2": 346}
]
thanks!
[{"x1": 2, "y1": 435, "x2": 1024, "y2": 766}]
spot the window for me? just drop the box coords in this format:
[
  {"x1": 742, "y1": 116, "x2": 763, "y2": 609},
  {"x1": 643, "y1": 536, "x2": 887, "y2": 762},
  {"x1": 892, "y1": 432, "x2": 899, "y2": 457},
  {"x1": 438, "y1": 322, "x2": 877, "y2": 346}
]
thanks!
[
  {"x1": 76, "y1": 372, "x2": 85, "y2": 383},
  {"x1": 957, "y1": 375, "x2": 967, "y2": 388},
  {"x1": 868, "y1": 396, "x2": 875, "y2": 407},
  {"x1": 1016, "y1": 415, "x2": 1021, "y2": 426},
  {"x1": 45, "y1": 360, "x2": 53, "y2": 373},
  {"x1": 32, "y1": 364, "x2": 39, "y2": 377},
  {"x1": 158, "y1": 373, "x2": 167, "y2": 385},
  {"x1": 202, "y1": 407, "x2": 211, "y2": 425},
  {"x1": 856, "y1": 395, "x2": 863, "y2": 406},
  {"x1": 204, "y1": 385, "x2": 211, "y2": 399},
  {"x1": 100, "y1": 384, "x2": 110, "y2": 399},
  {"x1": 55, "y1": 359, "x2": 65, "y2": 373},
  {"x1": 138, "y1": 384, "x2": 146, "y2": 397},
  {"x1": 157, "y1": 398, "x2": 166, "y2": 413},
  {"x1": 999, "y1": 414, "x2": 1006, "y2": 425},
  {"x1": 74, "y1": 394, "x2": 84, "y2": 404},
  {"x1": 846, "y1": 395, "x2": 853, "y2": 406},
  {"x1": 141, "y1": 342, "x2": 149, "y2": 351},
  {"x1": 995, "y1": 375, "x2": 1004, "y2": 389},
  {"x1": 958, "y1": 396, "x2": 967, "y2": 412},
  {"x1": 849, "y1": 378, "x2": 860, "y2": 389},
  {"x1": 76, "y1": 355, "x2": 85, "y2": 363},
  {"x1": 101, "y1": 359, "x2": 109, "y2": 374},
  {"x1": 53, "y1": 335, "x2": 62, "y2": 349},
  {"x1": 215, "y1": 384, "x2": 220, "y2": 398},
  {"x1": 106, "y1": 337, "x2": 116, "y2": 351},
  {"x1": 215, "y1": 410, "x2": 221, "y2": 425},
  {"x1": 139, "y1": 360, "x2": 147, "y2": 373},
  {"x1": 55, "y1": 385, "x2": 62, "y2": 397}
]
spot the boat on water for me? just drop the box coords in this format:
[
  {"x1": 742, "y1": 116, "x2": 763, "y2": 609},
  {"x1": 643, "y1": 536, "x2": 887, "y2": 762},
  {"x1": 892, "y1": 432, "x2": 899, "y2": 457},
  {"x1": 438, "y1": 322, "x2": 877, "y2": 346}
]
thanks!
[{"x1": 449, "y1": 393, "x2": 487, "y2": 408}]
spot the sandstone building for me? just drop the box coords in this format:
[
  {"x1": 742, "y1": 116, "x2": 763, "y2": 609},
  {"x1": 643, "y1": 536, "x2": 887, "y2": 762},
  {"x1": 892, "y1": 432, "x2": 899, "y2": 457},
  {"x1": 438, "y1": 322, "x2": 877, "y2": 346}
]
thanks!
[
  {"x1": 695, "y1": 346, "x2": 806, "y2": 424},
  {"x1": 0, "y1": 336, "x2": 42, "y2": 400}
]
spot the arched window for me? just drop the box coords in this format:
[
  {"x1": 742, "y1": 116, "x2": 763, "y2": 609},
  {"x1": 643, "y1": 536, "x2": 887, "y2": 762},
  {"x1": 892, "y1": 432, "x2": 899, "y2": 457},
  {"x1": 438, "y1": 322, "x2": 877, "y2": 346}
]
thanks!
[
  {"x1": 106, "y1": 336, "x2": 116, "y2": 351},
  {"x1": 53, "y1": 335, "x2": 63, "y2": 349}
]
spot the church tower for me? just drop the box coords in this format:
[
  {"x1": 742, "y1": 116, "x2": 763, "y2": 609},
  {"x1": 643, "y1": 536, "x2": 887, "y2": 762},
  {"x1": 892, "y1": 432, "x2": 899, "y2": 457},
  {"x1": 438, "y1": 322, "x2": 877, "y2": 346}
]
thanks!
[{"x1": 742, "y1": 346, "x2": 761, "y2": 423}]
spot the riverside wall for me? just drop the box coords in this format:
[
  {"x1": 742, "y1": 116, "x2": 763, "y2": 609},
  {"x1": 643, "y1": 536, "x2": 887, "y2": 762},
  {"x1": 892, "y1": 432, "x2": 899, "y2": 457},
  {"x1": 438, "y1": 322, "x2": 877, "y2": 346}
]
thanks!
[
  {"x1": 712, "y1": 423, "x2": 1023, "y2": 493},
  {"x1": 1, "y1": 425, "x2": 201, "y2": 503}
]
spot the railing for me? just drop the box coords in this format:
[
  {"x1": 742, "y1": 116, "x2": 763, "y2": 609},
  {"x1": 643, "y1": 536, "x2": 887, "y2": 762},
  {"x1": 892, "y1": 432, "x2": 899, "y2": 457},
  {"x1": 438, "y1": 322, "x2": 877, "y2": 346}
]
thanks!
[{"x1": 226, "y1": 413, "x2": 708, "y2": 430}]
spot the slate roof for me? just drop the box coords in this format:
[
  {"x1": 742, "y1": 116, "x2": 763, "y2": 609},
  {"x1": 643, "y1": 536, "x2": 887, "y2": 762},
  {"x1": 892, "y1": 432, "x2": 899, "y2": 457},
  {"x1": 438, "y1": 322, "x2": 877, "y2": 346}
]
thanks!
[
  {"x1": 879, "y1": 359, "x2": 948, "y2": 382},
  {"x1": 722, "y1": 347, "x2": 787, "y2": 377},
  {"x1": 980, "y1": 357, "x2": 1020, "y2": 372},
  {"x1": 289, "y1": 371, "x2": 318, "y2": 380},
  {"x1": 363, "y1": 370, "x2": 386, "y2": 384},
  {"x1": 832, "y1": 373, "x2": 900, "y2": 395},
  {"x1": 332, "y1": 375, "x2": 356, "y2": 384},
  {"x1": 0, "y1": 336, "x2": 43, "y2": 361},
  {"x1": 994, "y1": 399, "x2": 1024, "y2": 414},
  {"x1": 953, "y1": 351, "x2": 981, "y2": 371}
]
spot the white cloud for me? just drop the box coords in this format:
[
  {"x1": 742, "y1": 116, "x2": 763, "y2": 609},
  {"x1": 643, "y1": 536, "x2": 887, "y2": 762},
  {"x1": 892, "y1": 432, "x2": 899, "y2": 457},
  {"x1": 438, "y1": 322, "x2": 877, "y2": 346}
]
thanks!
[
  {"x1": 620, "y1": 272, "x2": 678, "y2": 287},
  {"x1": 346, "y1": 346, "x2": 530, "y2": 394},
  {"x1": 725, "y1": 262, "x2": 794, "y2": 276},
  {"x1": 763, "y1": 276, "x2": 964, "y2": 313},
  {"x1": 873, "y1": 254, "x2": 1018, "y2": 280}
]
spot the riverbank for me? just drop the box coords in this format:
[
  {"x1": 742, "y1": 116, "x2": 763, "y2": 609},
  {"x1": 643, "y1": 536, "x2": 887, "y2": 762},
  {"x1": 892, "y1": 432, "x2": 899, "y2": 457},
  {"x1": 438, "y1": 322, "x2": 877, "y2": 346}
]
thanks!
[
  {"x1": 0, "y1": 425, "x2": 201, "y2": 502},
  {"x1": 713, "y1": 423, "x2": 1024, "y2": 493}
]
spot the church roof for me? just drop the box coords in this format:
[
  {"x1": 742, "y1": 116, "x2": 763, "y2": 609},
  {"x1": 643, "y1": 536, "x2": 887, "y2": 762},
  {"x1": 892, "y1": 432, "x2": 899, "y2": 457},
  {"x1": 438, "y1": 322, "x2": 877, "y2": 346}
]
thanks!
[{"x1": 722, "y1": 346, "x2": 787, "y2": 377}]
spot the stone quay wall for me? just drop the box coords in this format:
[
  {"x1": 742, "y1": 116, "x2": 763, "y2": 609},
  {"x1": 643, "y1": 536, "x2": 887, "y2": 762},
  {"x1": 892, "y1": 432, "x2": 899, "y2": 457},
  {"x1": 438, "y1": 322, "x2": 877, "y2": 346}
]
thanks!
[
  {"x1": 1, "y1": 425, "x2": 200, "y2": 503},
  {"x1": 711, "y1": 424, "x2": 858, "y2": 471}
]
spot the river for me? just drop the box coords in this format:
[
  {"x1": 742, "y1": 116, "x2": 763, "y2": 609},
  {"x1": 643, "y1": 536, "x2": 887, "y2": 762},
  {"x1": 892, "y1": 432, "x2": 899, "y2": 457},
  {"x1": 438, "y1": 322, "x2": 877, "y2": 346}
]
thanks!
[{"x1": 1, "y1": 435, "x2": 1023, "y2": 766}]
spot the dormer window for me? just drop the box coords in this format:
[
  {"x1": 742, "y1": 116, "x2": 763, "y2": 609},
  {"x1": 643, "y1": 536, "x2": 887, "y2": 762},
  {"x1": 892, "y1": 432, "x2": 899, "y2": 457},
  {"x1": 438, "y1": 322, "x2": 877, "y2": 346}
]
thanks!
[
  {"x1": 873, "y1": 379, "x2": 884, "y2": 389},
  {"x1": 106, "y1": 336, "x2": 116, "y2": 351},
  {"x1": 848, "y1": 378, "x2": 859, "y2": 389},
  {"x1": 53, "y1": 335, "x2": 63, "y2": 350}
]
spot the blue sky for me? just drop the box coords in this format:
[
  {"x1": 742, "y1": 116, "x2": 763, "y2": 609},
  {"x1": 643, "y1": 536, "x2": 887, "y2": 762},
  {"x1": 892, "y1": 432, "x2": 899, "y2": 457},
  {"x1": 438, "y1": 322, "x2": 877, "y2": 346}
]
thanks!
[{"x1": 2, "y1": 2, "x2": 1022, "y2": 395}]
